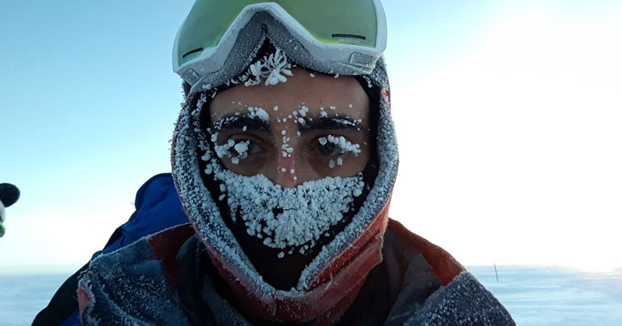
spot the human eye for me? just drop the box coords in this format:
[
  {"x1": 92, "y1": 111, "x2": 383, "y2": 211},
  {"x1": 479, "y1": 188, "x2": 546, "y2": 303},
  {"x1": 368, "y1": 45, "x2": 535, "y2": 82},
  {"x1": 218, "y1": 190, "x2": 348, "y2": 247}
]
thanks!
[
  {"x1": 319, "y1": 135, "x2": 362, "y2": 156},
  {"x1": 313, "y1": 135, "x2": 362, "y2": 157},
  {"x1": 215, "y1": 136, "x2": 263, "y2": 165}
]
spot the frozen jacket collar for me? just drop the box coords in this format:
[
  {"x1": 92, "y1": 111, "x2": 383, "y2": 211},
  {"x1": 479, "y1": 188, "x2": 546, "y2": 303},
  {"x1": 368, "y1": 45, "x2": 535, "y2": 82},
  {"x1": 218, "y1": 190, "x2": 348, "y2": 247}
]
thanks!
[{"x1": 77, "y1": 220, "x2": 515, "y2": 325}]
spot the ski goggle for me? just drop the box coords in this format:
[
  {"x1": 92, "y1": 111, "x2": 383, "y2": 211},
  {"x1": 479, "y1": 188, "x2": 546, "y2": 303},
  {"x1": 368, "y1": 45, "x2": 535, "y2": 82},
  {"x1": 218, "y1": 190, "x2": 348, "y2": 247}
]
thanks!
[{"x1": 173, "y1": 0, "x2": 387, "y2": 93}]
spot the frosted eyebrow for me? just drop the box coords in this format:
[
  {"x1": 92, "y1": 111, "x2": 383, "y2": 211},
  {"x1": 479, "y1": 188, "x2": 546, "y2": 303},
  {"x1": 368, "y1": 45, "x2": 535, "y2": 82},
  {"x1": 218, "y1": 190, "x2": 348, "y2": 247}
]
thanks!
[
  {"x1": 212, "y1": 114, "x2": 270, "y2": 133},
  {"x1": 298, "y1": 117, "x2": 367, "y2": 135}
]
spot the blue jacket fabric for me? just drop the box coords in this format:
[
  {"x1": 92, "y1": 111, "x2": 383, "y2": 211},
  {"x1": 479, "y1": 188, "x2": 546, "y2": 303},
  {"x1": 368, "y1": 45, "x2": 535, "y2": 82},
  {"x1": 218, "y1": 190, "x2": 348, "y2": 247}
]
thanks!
[
  {"x1": 78, "y1": 220, "x2": 515, "y2": 326},
  {"x1": 102, "y1": 173, "x2": 189, "y2": 254}
]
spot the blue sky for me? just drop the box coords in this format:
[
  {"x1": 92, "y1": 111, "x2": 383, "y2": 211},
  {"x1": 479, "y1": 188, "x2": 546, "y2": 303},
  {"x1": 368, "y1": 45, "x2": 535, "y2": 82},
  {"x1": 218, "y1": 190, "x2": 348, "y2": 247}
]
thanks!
[{"x1": 1, "y1": 0, "x2": 621, "y2": 274}]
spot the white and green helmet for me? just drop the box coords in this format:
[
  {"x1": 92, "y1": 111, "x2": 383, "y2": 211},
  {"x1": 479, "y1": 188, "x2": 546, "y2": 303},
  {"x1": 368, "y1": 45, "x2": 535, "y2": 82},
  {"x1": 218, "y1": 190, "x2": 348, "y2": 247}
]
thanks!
[{"x1": 173, "y1": 0, "x2": 387, "y2": 93}]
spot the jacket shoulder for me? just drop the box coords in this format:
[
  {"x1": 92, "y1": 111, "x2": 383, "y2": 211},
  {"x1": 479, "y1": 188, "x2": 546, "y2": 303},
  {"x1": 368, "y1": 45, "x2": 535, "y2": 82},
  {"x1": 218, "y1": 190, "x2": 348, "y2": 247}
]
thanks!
[
  {"x1": 385, "y1": 220, "x2": 515, "y2": 325},
  {"x1": 405, "y1": 272, "x2": 516, "y2": 326},
  {"x1": 386, "y1": 219, "x2": 465, "y2": 285},
  {"x1": 78, "y1": 224, "x2": 195, "y2": 326}
]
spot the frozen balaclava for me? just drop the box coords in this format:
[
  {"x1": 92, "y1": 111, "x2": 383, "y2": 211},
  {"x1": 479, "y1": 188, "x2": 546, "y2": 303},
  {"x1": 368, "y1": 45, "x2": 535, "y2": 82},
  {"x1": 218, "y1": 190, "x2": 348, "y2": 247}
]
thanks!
[
  {"x1": 193, "y1": 42, "x2": 383, "y2": 291},
  {"x1": 172, "y1": 48, "x2": 397, "y2": 324},
  {"x1": 171, "y1": 1, "x2": 397, "y2": 324}
]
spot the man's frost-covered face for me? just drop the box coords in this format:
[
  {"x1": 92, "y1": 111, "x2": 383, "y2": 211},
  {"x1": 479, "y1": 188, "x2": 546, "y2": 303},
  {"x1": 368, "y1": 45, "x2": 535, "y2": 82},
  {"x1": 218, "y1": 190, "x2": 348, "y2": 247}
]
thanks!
[
  {"x1": 209, "y1": 67, "x2": 371, "y2": 185},
  {"x1": 202, "y1": 67, "x2": 372, "y2": 261}
]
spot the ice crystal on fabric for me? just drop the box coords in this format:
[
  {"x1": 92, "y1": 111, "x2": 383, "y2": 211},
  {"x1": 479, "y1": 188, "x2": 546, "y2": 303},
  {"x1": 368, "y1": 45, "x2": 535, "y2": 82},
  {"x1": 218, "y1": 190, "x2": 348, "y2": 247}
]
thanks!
[
  {"x1": 233, "y1": 48, "x2": 294, "y2": 87},
  {"x1": 214, "y1": 170, "x2": 365, "y2": 255}
]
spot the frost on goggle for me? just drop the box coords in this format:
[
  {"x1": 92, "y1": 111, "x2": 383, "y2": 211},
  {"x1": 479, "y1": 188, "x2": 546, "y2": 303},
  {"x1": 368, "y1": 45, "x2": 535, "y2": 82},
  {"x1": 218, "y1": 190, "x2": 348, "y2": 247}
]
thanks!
[{"x1": 223, "y1": 48, "x2": 294, "y2": 87}]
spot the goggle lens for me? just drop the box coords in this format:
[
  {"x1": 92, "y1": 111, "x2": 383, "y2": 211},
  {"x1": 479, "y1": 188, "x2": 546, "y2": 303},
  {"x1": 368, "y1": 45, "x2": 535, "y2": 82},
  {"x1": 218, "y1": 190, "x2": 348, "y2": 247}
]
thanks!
[{"x1": 176, "y1": 0, "x2": 379, "y2": 68}]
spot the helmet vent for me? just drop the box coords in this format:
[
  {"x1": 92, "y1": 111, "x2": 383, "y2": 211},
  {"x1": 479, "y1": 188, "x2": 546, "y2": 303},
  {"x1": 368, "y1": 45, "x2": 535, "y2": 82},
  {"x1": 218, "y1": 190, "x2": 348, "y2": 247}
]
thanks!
[
  {"x1": 183, "y1": 47, "x2": 204, "y2": 59},
  {"x1": 332, "y1": 33, "x2": 366, "y2": 40}
]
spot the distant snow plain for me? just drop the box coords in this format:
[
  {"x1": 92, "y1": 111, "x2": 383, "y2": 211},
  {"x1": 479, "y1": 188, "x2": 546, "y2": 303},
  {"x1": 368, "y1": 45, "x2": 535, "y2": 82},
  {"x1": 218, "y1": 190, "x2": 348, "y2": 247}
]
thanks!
[{"x1": 2, "y1": 265, "x2": 621, "y2": 326}]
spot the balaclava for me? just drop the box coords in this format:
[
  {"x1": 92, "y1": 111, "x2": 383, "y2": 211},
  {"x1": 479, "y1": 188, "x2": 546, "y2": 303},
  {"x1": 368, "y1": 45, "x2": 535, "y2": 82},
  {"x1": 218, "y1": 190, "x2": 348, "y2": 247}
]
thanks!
[{"x1": 171, "y1": 1, "x2": 398, "y2": 324}]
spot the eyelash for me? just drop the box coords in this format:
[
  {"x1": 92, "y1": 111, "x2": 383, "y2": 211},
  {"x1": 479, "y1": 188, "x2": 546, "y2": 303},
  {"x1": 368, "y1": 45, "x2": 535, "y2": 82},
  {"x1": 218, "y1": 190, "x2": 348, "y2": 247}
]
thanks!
[
  {"x1": 213, "y1": 132, "x2": 362, "y2": 169},
  {"x1": 313, "y1": 135, "x2": 362, "y2": 157},
  {"x1": 215, "y1": 137, "x2": 262, "y2": 164}
]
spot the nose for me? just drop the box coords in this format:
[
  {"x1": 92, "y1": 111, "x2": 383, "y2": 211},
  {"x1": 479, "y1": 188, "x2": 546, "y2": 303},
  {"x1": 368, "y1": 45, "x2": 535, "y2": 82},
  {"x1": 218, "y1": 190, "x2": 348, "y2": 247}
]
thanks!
[{"x1": 273, "y1": 155, "x2": 298, "y2": 188}]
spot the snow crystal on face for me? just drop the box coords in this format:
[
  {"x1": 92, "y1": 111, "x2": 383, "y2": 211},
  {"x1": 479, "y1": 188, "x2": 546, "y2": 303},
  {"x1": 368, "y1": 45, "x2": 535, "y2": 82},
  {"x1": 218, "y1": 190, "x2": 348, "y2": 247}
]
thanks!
[
  {"x1": 320, "y1": 111, "x2": 328, "y2": 118},
  {"x1": 215, "y1": 140, "x2": 235, "y2": 159},
  {"x1": 281, "y1": 135, "x2": 294, "y2": 158},
  {"x1": 317, "y1": 135, "x2": 362, "y2": 158},
  {"x1": 325, "y1": 135, "x2": 362, "y2": 156},
  {"x1": 298, "y1": 106, "x2": 309, "y2": 117},
  {"x1": 329, "y1": 159, "x2": 336, "y2": 169},
  {"x1": 248, "y1": 107, "x2": 269, "y2": 121},
  {"x1": 273, "y1": 105, "x2": 279, "y2": 111},
  {"x1": 214, "y1": 170, "x2": 365, "y2": 255},
  {"x1": 234, "y1": 141, "x2": 249, "y2": 157},
  {"x1": 214, "y1": 138, "x2": 250, "y2": 165}
]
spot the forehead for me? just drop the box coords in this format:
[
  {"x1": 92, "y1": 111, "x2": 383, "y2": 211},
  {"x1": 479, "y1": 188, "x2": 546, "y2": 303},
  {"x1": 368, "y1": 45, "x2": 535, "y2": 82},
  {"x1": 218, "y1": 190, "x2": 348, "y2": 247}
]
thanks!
[{"x1": 209, "y1": 68, "x2": 370, "y2": 124}]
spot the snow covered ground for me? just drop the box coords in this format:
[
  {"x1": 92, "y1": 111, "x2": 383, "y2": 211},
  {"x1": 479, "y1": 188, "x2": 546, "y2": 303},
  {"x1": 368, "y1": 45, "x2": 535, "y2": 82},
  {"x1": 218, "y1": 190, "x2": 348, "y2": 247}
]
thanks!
[
  {"x1": 470, "y1": 265, "x2": 622, "y2": 325},
  {"x1": 1, "y1": 266, "x2": 621, "y2": 325}
]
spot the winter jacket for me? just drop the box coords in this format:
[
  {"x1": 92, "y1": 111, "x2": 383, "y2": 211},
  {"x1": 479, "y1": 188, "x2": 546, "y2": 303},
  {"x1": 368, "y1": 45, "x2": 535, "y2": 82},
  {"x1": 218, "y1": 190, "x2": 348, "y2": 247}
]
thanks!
[{"x1": 78, "y1": 219, "x2": 515, "y2": 326}]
